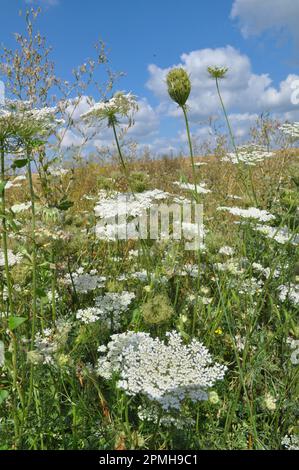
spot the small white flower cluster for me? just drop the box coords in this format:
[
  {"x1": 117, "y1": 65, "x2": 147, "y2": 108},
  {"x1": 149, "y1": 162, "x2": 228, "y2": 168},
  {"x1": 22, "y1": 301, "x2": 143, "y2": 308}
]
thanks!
[
  {"x1": 279, "y1": 122, "x2": 299, "y2": 141},
  {"x1": 234, "y1": 334, "x2": 246, "y2": 352},
  {"x1": 5, "y1": 175, "x2": 26, "y2": 191},
  {"x1": 48, "y1": 167, "x2": 69, "y2": 177},
  {"x1": 97, "y1": 330, "x2": 227, "y2": 410},
  {"x1": 222, "y1": 145, "x2": 274, "y2": 166},
  {"x1": 64, "y1": 268, "x2": 106, "y2": 294},
  {"x1": 254, "y1": 225, "x2": 299, "y2": 245},
  {"x1": 32, "y1": 319, "x2": 72, "y2": 365},
  {"x1": 94, "y1": 189, "x2": 170, "y2": 241},
  {"x1": 179, "y1": 263, "x2": 199, "y2": 278},
  {"x1": 278, "y1": 284, "x2": 299, "y2": 307},
  {"x1": 217, "y1": 206, "x2": 275, "y2": 222},
  {"x1": 251, "y1": 262, "x2": 281, "y2": 279},
  {"x1": 81, "y1": 92, "x2": 138, "y2": 126},
  {"x1": 172, "y1": 221, "x2": 205, "y2": 249},
  {"x1": 137, "y1": 404, "x2": 195, "y2": 429},
  {"x1": 76, "y1": 307, "x2": 102, "y2": 324},
  {"x1": 11, "y1": 201, "x2": 32, "y2": 214},
  {"x1": 281, "y1": 434, "x2": 299, "y2": 450},
  {"x1": 0, "y1": 99, "x2": 62, "y2": 141},
  {"x1": 237, "y1": 277, "x2": 264, "y2": 296},
  {"x1": 94, "y1": 189, "x2": 170, "y2": 219},
  {"x1": 94, "y1": 291, "x2": 135, "y2": 330},
  {"x1": 174, "y1": 181, "x2": 211, "y2": 194},
  {"x1": 214, "y1": 260, "x2": 245, "y2": 276},
  {"x1": 0, "y1": 249, "x2": 22, "y2": 267},
  {"x1": 219, "y1": 246, "x2": 234, "y2": 256}
]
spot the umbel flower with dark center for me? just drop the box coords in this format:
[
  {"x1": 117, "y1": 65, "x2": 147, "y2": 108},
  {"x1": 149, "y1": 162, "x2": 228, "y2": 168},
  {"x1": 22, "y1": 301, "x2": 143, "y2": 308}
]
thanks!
[{"x1": 166, "y1": 68, "x2": 191, "y2": 107}]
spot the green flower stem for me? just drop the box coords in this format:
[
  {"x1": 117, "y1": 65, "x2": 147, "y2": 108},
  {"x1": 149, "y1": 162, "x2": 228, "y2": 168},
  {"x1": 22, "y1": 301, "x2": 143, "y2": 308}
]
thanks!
[
  {"x1": 181, "y1": 106, "x2": 202, "y2": 313},
  {"x1": 26, "y1": 147, "x2": 38, "y2": 413},
  {"x1": 215, "y1": 78, "x2": 237, "y2": 155},
  {"x1": 110, "y1": 120, "x2": 152, "y2": 273},
  {"x1": 51, "y1": 250, "x2": 56, "y2": 323},
  {"x1": 215, "y1": 77, "x2": 257, "y2": 204},
  {"x1": 181, "y1": 105, "x2": 198, "y2": 201},
  {"x1": 1, "y1": 140, "x2": 20, "y2": 445},
  {"x1": 111, "y1": 120, "x2": 131, "y2": 184},
  {"x1": 0, "y1": 142, "x2": 14, "y2": 315}
]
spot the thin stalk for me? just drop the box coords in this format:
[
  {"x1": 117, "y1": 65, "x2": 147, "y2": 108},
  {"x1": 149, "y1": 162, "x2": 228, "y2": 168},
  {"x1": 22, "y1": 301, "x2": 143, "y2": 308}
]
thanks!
[
  {"x1": 111, "y1": 120, "x2": 152, "y2": 271},
  {"x1": 111, "y1": 121, "x2": 131, "y2": 184},
  {"x1": 215, "y1": 77, "x2": 255, "y2": 203},
  {"x1": 26, "y1": 148, "x2": 38, "y2": 413},
  {"x1": 215, "y1": 78, "x2": 237, "y2": 155},
  {"x1": 0, "y1": 143, "x2": 14, "y2": 315},
  {"x1": 0, "y1": 141, "x2": 20, "y2": 445},
  {"x1": 51, "y1": 250, "x2": 56, "y2": 323},
  {"x1": 181, "y1": 105, "x2": 198, "y2": 201}
]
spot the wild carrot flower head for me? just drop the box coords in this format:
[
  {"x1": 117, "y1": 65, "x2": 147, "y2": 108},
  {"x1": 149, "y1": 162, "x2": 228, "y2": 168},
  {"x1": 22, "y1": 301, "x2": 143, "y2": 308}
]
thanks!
[
  {"x1": 166, "y1": 68, "x2": 191, "y2": 107},
  {"x1": 279, "y1": 122, "x2": 299, "y2": 141},
  {"x1": 97, "y1": 330, "x2": 227, "y2": 410},
  {"x1": 207, "y1": 66, "x2": 228, "y2": 80},
  {"x1": 0, "y1": 99, "x2": 62, "y2": 143},
  {"x1": 81, "y1": 92, "x2": 138, "y2": 128}
]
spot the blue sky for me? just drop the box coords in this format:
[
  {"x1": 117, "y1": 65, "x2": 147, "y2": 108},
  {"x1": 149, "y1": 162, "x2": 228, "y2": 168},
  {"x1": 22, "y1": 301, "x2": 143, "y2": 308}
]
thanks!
[{"x1": 1, "y1": 0, "x2": 299, "y2": 154}]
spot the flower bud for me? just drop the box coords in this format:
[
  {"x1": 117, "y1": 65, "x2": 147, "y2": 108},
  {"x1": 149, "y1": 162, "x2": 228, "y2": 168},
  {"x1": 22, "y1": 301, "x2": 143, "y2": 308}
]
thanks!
[{"x1": 166, "y1": 68, "x2": 191, "y2": 107}]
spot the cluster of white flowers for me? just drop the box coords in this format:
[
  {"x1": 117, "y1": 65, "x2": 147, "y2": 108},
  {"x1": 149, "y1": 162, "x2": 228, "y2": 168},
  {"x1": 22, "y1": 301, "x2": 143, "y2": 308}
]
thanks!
[
  {"x1": 179, "y1": 263, "x2": 199, "y2": 278},
  {"x1": 0, "y1": 99, "x2": 62, "y2": 141},
  {"x1": 0, "y1": 249, "x2": 22, "y2": 267},
  {"x1": 48, "y1": 167, "x2": 69, "y2": 177},
  {"x1": 64, "y1": 268, "x2": 106, "y2": 294},
  {"x1": 278, "y1": 284, "x2": 299, "y2": 307},
  {"x1": 94, "y1": 189, "x2": 170, "y2": 219},
  {"x1": 222, "y1": 145, "x2": 274, "y2": 166},
  {"x1": 214, "y1": 260, "x2": 245, "y2": 276},
  {"x1": 81, "y1": 92, "x2": 138, "y2": 127},
  {"x1": 234, "y1": 334, "x2": 246, "y2": 352},
  {"x1": 279, "y1": 122, "x2": 299, "y2": 141},
  {"x1": 76, "y1": 307, "x2": 102, "y2": 324},
  {"x1": 93, "y1": 291, "x2": 135, "y2": 330},
  {"x1": 219, "y1": 246, "x2": 234, "y2": 256},
  {"x1": 281, "y1": 434, "x2": 299, "y2": 450},
  {"x1": 251, "y1": 262, "x2": 281, "y2": 279},
  {"x1": 137, "y1": 404, "x2": 195, "y2": 429},
  {"x1": 94, "y1": 189, "x2": 171, "y2": 241},
  {"x1": 227, "y1": 194, "x2": 242, "y2": 200},
  {"x1": 172, "y1": 221, "x2": 205, "y2": 248},
  {"x1": 217, "y1": 206, "x2": 275, "y2": 222},
  {"x1": 5, "y1": 175, "x2": 26, "y2": 191},
  {"x1": 95, "y1": 221, "x2": 140, "y2": 241},
  {"x1": 97, "y1": 330, "x2": 227, "y2": 410},
  {"x1": 194, "y1": 162, "x2": 207, "y2": 167},
  {"x1": 11, "y1": 201, "x2": 32, "y2": 214},
  {"x1": 254, "y1": 225, "x2": 299, "y2": 245},
  {"x1": 31, "y1": 319, "x2": 72, "y2": 365},
  {"x1": 237, "y1": 277, "x2": 264, "y2": 296},
  {"x1": 173, "y1": 181, "x2": 211, "y2": 194}
]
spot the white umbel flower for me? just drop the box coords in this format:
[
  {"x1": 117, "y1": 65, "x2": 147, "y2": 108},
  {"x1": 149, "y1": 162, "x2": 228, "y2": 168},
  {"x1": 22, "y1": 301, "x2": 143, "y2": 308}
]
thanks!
[
  {"x1": 217, "y1": 206, "x2": 275, "y2": 222},
  {"x1": 97, "y1": 330, "x2": 227, "y2": 410},
  {"x1": 222, "y1": 145, "x2": 274, "y2": 166}
]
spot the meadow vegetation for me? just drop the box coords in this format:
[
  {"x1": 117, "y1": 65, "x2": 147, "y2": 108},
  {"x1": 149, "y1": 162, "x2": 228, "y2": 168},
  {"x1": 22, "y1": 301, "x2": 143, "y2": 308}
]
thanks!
[{"x1": 0, "y1": 8, "x2": 298, "y2": 450}]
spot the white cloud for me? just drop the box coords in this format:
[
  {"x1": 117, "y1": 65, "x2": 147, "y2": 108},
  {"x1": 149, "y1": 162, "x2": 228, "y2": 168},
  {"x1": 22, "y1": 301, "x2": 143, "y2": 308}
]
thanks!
[
  {"x1": 146, "y1": 46, "x2": 299, "y2": 141},
  {"x1": 231, "y1": 0, "x2": 299, "y2": 44},
  {"x1": 127, "y1": 98, "x2": 159, "y2": 138}
]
